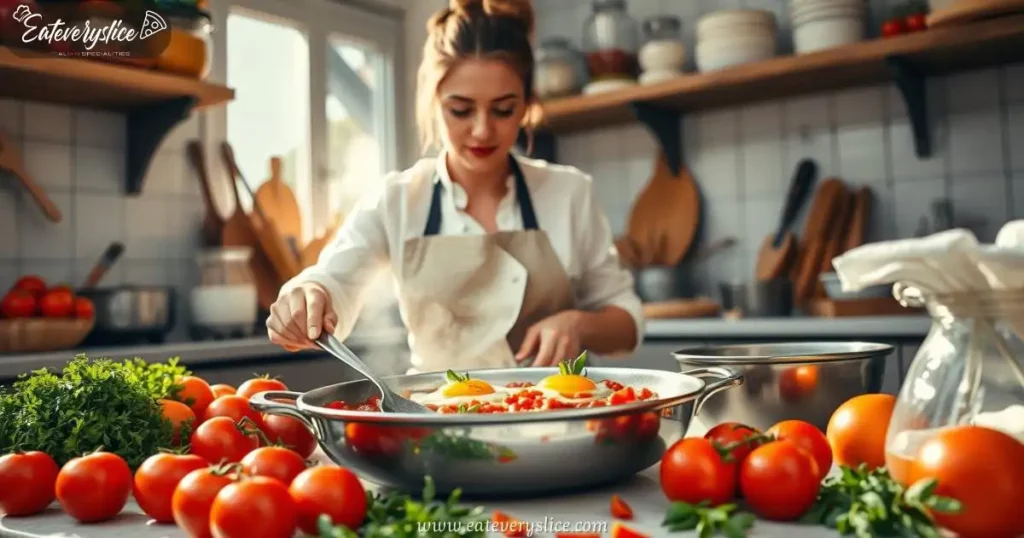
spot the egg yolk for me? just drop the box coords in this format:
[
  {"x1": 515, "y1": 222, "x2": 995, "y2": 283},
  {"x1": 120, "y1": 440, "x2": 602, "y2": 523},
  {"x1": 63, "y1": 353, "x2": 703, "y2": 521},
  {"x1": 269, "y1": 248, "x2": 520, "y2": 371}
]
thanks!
[
  {"x1": 539, "y1": 374, "x2": 597, "y2": 397},
  {"x1": 441, "y1": 379, "x2": 495, "y2": 398}
]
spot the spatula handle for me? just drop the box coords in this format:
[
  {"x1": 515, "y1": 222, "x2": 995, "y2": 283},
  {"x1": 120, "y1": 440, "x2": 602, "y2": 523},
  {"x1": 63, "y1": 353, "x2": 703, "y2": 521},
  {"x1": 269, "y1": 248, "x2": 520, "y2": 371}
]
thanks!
[{"x1": 773, "y1": 159, "x2": 817, "y2": 247}]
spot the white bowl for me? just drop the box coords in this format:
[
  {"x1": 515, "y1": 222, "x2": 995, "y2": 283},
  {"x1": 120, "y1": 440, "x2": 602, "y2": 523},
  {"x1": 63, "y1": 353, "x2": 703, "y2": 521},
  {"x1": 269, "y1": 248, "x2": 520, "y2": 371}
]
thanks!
[
  {"x1": 639, "y1": 70, "x2": 684, "y2": 85},
  {"x1": 696, "y1": 38, "x2": 777, "y2": 72},
  {"x1": 190, "y1": 285, "x2": 258, "y2": 328},
  {"x1": 699, "y1": 23, "x2": 778, "y2": 45},
  {"x1": 697, "y1": 9, "x2": 778, "y2": 40},
  {"x1": 698, "y1": 33, "x2": 778, "y2": 52},
  {"x1": 794, "y1": 17, "x2": 865, "y2": 53},
  {"x1": 791, "y1": 4, "x2": 866, "y2": 25},
  {"x1": 788, "y1": 0, "x2": 866, "y2": 12}
]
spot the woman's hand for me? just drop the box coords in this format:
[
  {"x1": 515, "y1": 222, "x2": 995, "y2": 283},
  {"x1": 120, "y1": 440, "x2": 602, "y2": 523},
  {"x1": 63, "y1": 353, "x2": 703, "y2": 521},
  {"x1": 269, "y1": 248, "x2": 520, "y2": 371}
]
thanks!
[
  {"x1": 266, "y1": 283, "x2": 338, "y2": 352},
  {"x1": 515, "y1": 310, "x2": 583, "y2": 367}
]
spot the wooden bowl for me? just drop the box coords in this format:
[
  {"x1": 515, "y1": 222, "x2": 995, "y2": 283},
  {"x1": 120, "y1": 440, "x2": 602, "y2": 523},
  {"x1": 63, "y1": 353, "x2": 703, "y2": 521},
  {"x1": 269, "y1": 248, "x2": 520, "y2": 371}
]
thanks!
[{"x1": 0, "y1": 317, "x2": 95, "y2": 354}]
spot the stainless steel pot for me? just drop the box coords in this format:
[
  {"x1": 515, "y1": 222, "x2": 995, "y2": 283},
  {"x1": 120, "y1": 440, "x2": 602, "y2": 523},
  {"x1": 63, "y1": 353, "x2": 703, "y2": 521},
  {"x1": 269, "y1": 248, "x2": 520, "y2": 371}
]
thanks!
[
  {"x1": 672, "y1": 342, "x2": 893, "y2": 432},
  {"x1": 250, "y1": 366, "x2": 742, "y2": 498},
  {"x1": 76, "y1": 286, "x2": 176, "y2": 344}
]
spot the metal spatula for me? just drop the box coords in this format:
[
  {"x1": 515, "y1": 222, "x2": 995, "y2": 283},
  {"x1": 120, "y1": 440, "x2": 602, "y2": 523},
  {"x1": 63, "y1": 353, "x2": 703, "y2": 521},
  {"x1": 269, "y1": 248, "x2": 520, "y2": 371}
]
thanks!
[{"x1": 315, "y1": 332, "x2": 433, "y2": 414}]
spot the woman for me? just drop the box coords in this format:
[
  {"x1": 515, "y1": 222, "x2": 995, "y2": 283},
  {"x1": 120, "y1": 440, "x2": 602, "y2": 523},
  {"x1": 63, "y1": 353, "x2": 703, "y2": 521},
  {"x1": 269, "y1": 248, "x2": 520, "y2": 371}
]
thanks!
[{"x1": 267, "y1": 0, "x2": 643, "y2": 372}]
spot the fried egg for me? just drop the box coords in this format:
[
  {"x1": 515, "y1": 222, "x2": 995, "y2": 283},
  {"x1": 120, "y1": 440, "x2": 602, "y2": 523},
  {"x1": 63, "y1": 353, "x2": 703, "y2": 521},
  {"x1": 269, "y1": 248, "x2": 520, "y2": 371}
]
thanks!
[
  {"x1": 533, "y1": 373, "x2": 613, "y2": 404},
  {"x1": 409, "y1": 374, "x2": 511, "y2": 407}
]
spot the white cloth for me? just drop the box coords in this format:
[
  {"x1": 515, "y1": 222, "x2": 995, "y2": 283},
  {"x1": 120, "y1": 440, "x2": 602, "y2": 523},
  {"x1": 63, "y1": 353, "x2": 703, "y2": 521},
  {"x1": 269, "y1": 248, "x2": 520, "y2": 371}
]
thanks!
[{"x1": 281, "y1": 151, "x2": 645, "y2": 353}]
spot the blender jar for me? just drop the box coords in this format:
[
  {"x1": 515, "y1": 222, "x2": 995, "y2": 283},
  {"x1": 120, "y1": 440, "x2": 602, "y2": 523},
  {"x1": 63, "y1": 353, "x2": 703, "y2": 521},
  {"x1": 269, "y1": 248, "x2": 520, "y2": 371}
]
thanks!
[
  {"x1": 884, "y1": 284, "x2": 1024, "y2": 486},
  {"x1": 190, "y1": 247, "x2": 259, "y2": 338},
  {"x1": 582, "y1": 0, "x2": 639, "y2": 89}
]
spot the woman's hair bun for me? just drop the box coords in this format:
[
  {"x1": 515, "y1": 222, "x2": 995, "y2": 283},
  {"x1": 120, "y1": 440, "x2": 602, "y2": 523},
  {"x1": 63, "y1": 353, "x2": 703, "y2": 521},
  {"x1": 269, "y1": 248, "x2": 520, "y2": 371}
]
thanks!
[{"x1": 449, "y1": 0, "x2": 534, "y2": 37}]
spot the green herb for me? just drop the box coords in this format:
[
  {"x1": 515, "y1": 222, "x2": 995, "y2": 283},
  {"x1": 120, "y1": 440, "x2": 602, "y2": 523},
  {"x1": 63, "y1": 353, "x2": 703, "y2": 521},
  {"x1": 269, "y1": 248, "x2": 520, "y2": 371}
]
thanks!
[
  {"x1": 662, "y1": 501, "x2": 755, "y2": 537},
  {"x1": 116, "y1": 356, "x2": 190, "y2": 401},
  {"x1": 0, "y1": 355, "x2": 178, "y2": 469},
  {"x1": 455, "y1": 403, "x2": 481, "y2": 413},
  {"x1": 317, "y1": 476, "x2": 488, "y2": 538},
  {"x1": 445, "y1": 370, "x2": 470, "y2": 383},
  {"x1": 416, "y1": 430, "x2": 516, "y2": 462},
  {"x1": 558, "y1": 350, "x2": 588, "y2": 376},
  {"x1": 800, "y1": 464, "x2": 962, "y2": 537}
]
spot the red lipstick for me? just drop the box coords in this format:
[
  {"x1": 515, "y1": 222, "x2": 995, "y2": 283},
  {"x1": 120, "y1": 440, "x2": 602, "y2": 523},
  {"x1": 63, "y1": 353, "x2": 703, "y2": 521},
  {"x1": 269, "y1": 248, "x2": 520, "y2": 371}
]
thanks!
[{"x1": 468, "y1": 146, "x2": 498, "y2": 158}]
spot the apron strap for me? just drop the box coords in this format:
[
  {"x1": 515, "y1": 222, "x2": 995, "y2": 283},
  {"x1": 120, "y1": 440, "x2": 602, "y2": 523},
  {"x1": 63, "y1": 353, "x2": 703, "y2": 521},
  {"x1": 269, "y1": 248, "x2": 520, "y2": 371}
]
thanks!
[{"x1": 423, "y1": 155, "x2": 539, "y2": 236}]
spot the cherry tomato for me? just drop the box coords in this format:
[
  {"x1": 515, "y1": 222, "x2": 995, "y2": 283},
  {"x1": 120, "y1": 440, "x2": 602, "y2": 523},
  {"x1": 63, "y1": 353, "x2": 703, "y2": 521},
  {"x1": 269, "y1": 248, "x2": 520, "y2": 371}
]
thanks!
[
  {"x1": 659, "y1": 438, "x2": 736, "y2": 506},
  {"x1": 132, "y1": 453, "x2": 208, "y2": 523},
  {"x1": 190, "y1": 416, "x2": 259, "y2": 464},
  {"x1": 262, "y1": 414, "x2": 317, "y2": 459},
  {"x1": 240, "y1": 446, "x2": 307, "y2": 486},
  {"x1": 289, "y1": 465, "x2": 367, "y2": 534},
  {"x1": 160, "y1": 399, "x2": 197, "y2": 445},
  {"x1": 172, "y1": 466, "x2": 238, "y2": 538},
  {"x1": 39, "y1": 288, "x2": 74, "y2": 318},
  {"x1": 740, "y1": 439, "x2": 821, "y2": 521},
  {"x1": 236, "y1": 377, "x2": 288, "y2": 400},
  {"x1": 12, "y1": 275, "x2": 47, "y2": 298},
  {"x1": 1, "y1": 289, "x2": 37, "y2": 318},
  {"x1": 176, "y1": 376, "x2": 216, "y2": 419},
  {"x1": 0, "y1": 451, "x2": 59, "y2": 516},
  {"x1": 211, "y1": 476, "x2": 297, "y2": 538},
  {"x1": 778, "y1": 365, "x2": 819, "y2": 402},
  {"x1": 55, "y1": 451, "x2": 132, "y2": 523},
  {"x1": 73, "y1": 296, "x2": 95, "y2": 319},
  {"x1": 211, "y1": 384, "x2": 236, "y2": 398},
  {"x1": 909, "y1": 425, "x2": 1024, "y2": 538},
  {"x1": 704, "y1": 422, "x2": 764, "y2": 469},
  {"x1": 882, "y1": 18, "x2": 907, "y2": 37},
  {"x1": 767, "y1": 420, "x2": 832, "y2": 481},
  {"x1": 203, "y1": 395, "x2": 266, "y2": 432},
  {"x1": 826, "y1": 394, "x2": 895, "y2": 470},
  {"x1": 905, "y1": 12, "x2": 927, "y2": 32}
]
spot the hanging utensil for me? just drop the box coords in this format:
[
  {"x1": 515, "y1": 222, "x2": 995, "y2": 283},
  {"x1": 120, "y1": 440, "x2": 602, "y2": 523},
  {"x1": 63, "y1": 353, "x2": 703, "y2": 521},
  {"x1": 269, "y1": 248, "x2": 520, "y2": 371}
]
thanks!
[
  {"x1": 82, "y1": 242, "x2": 125, "y2": 288},
  {"x1": 754, "y1": 159, "x2": 817, "y2": 282},
  {"x1": 316, "y1": 332, "x2": 433, "y2": 414},
  {"x1": 0, "y1": 129, "x2": 61, "y2": 223},
  {"x1": 254, "y1": 156, "x2": 303, "y2": 253},
  {"x1": 185, "y1": 140, "x2": 225, "y2": 248}
]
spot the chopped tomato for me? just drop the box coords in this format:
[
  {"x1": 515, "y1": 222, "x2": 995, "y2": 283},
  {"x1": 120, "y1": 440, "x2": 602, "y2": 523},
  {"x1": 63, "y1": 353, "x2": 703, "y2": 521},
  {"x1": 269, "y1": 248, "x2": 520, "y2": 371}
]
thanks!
[
  {"x1": 609, "y1": 387, "x2": 636, "y2": 405},
  {"x1": 610, "y1": 521, "x2": 648, "y2": 538},
  {"x1": 610, "y1": 494, "x2": 633, "y2": 519},
  {"x1": 555, "y1": 534, "x2": 601, "y2": 538},
  {"x1": 492, "y1": 510, "x2": 530, "y2": 537}
]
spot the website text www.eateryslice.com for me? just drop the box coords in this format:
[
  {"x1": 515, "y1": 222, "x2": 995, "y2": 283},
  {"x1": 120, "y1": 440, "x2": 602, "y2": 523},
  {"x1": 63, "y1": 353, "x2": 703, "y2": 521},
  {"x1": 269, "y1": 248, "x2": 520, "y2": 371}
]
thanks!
[{"x1": 418, "y1": 517, "x2": 609, "y2": 535}]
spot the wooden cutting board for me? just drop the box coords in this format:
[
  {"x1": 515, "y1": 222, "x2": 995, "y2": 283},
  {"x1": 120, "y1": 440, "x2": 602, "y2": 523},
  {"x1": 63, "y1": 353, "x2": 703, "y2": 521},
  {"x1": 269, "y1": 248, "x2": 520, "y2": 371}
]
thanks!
[
  {"x1": 928, "y1": 0, "x2": 1024, "y2": 27},
  {"x1": 791, "y1": 178, "x2": 848, "y2": 303},
  {"x1": 642, "y1": 298, "x2": 721, "y2": 319},
  {"x1": 626, "y1": 153, "x2": 700, "y2": 267},
  {"x1": 843, "y1": 186, "x2": 873, "y2": 252},
  {"x1": 254, "y1": 156, "x2": 303, "y2": 250}
]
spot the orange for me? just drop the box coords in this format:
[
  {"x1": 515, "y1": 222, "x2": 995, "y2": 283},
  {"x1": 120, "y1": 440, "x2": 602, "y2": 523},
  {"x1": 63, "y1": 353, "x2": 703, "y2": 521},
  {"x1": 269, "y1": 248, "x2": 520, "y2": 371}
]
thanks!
[{"x1": 826, "y1": 393, "x2": 895, "y2": 470}]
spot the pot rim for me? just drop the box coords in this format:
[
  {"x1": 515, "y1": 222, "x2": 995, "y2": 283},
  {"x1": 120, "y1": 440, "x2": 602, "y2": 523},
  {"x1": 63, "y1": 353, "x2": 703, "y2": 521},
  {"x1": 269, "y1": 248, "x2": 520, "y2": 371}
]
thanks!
[
  {"x1": 672, "y1": 341, "x2": 894, "y2": 366},
  {"x1": 265, "y1": 366, "x2": 741, "y2": 426}
]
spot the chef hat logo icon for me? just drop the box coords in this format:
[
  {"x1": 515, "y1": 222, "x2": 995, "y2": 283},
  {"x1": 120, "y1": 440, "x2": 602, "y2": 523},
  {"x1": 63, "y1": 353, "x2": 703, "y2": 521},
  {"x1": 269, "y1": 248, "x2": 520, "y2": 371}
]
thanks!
[
  {"x1": 139, "y1": 10, "x2": 167, "y2": 40},
  {"x1": 12, "y1": 4, "x2": 32, "y2": 23}
]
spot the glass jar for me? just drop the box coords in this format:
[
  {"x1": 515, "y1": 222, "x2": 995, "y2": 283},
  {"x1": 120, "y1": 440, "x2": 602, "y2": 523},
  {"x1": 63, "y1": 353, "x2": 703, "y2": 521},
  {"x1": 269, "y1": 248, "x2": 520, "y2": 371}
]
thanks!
[
  {"x1": 155, "y1": 10, "x2": 213, "y2": 79},
  {"x1": 191, "y1": 247, "x2": 259, "y2": 338},
  {"x1": 884, "y1": 284, "x2": 1024, "y2": 486},
  {"x1": 582, "y1": 0, "x2": 639, "y2": 82},
  {"x1": 639, "y1": 16, "x2": 685, "y2": 73},
  {"x1": 535, "y1": 38, "x2": 586, "y2": 99}
]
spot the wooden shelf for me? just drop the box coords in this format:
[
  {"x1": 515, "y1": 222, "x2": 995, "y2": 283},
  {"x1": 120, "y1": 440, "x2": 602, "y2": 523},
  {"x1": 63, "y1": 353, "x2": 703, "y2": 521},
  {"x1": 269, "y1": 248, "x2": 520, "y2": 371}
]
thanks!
[
  {"x1": 536, "y1": 16, "x2": 1024, "y2": 135},
  {"x1": 0, "y1": 46, "x2": 234, "y2": 194}
]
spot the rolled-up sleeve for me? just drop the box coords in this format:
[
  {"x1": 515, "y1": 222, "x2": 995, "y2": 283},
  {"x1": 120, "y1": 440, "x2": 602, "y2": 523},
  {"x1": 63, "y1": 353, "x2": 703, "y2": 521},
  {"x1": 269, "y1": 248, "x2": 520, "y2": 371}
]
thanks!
[
  {"x1": 571, "y1": 176, "x2": 645, "y2": 353},
  {"x1": 279, "y1": 186, "x2": 390, "y2": 341}
]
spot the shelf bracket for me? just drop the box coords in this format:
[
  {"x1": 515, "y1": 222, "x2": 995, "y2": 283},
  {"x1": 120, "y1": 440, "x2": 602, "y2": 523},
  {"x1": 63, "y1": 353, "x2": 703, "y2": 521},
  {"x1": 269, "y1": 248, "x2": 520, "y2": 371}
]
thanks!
[
  {"x1": 629, "y1": 102, "x2": 683, "y2": 176},
  {"x1": 125, "y1": 96, "x2": 197, "y2": 195},
  {"x1": 886, "y1": 56, "x2": 931, "y2": 159},
  {"x1": 517, "y1": 128, "x2": 557, "y2": 163}
]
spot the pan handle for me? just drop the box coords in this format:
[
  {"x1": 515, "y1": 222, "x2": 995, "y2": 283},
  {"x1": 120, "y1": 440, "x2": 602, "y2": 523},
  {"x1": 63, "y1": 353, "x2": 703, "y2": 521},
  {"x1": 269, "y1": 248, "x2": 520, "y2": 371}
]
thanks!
[
  {"x1": 249, "y1": 390, "x2": 314, "y2": 429},
  {"x1": 681, "y1": 366, "x2": 743, "y2": 416}
]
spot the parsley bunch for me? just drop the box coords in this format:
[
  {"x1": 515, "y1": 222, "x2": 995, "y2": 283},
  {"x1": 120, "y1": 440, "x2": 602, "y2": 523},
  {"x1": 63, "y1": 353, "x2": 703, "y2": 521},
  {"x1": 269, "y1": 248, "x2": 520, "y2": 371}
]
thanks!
[
  {"x1": 0, "y1": 355, "x2": 180, "y2": 469},
  {"x1": 662, "y1": 501, "x2": 755, "y2": 538}
]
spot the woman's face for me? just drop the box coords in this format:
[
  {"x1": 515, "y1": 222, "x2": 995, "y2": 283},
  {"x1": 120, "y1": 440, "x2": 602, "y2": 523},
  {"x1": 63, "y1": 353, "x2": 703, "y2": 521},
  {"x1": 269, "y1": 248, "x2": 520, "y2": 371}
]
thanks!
[{"x1": 436, "y1": 58, "x2": 527, "y2": 176}]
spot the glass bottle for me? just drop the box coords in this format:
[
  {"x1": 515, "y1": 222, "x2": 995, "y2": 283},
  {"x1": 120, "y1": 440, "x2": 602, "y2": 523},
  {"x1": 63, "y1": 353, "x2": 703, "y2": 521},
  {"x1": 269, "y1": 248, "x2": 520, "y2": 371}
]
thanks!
[
  {"x1": 884, "y1": 284, "x2": 1024, "y2": 486},
  {"x1": 581, "y1": 0, "x2": 639, "y2": 82},
  {"x1": 535, "y1": 38, "x2": 586, "y2": 99}
]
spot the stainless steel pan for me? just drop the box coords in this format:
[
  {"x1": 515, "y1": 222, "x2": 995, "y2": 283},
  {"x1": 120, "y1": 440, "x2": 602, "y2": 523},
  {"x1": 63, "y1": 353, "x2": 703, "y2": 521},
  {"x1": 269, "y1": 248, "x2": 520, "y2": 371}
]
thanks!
[{"x1": 250, "y1": 366, "x2": 742, "y2": 498}]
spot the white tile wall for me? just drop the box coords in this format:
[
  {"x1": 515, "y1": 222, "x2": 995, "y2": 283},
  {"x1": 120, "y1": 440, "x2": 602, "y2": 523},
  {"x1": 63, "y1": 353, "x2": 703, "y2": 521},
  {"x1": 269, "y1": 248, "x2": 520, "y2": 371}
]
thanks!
[
  {"x1": 539, "y1": 1, "x2": 1022, "y2": 294},
  {"x1": 0, "y1": 99, "x2": 206, "y2": 319}
]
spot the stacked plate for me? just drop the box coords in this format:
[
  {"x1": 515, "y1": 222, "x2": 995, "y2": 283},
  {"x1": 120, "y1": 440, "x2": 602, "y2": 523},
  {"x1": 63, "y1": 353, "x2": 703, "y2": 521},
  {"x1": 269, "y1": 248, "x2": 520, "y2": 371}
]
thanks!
[
  {"x1": 695, "y1": 9, "x2": 778, "y2": 72},
  {"x1": 790, "y1": 0, "x2": 867, "y2": 54}
]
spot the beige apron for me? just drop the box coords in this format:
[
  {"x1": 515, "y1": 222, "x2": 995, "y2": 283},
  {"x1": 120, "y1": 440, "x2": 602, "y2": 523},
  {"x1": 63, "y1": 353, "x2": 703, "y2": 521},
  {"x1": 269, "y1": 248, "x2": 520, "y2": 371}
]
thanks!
[{"x1": 397, "y1": 156, "x2": 575, "y2": 374}]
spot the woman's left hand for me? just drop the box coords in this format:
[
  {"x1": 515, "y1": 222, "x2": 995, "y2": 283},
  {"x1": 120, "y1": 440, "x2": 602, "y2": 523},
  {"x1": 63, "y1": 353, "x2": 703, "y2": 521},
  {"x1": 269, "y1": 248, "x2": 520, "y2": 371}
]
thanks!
[{"x1": 515, "y1": 310, "x2": 583, "y2": 367}]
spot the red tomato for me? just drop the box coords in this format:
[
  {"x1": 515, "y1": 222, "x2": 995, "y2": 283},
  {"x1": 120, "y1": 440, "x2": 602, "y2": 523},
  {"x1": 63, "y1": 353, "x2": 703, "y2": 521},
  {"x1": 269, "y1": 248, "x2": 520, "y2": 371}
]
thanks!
[
  {"x1": 211, "y1": 384, "x2": 236, "y2": 398},
  {"x1": 882, "y1": 18, "x2": 907, "y2": 37},
  {"x1": 236, "y1": 377, "x2": 289, "y2": 400},
  {"x1": 12, "y1": 275, "x2": 47, "y2": 298},
  {"x1": 740, "y1": 440, "x2": 821, "y2": 521},
  {"x1": 492, "y1": 510, "x2": 529, "y2": 537},
  {"x1": 659, "y1": 438, "x2": 736, "y2": 506},
  {"x1": 767, "y1": 420, "x2": 832, "y2": 481},
  {"x1": 905, "y1": 12, "x2": 928, "y2": 32},
  {"x1": 778, "y1": 365, "x2": 819, "y2": 402},
  {"x1": 1, "y1": 289, "x2": 37, "y2": 318},
  {"x1": 39, "y1": 288, "x2": 74, "y2": 318},
  {"x1": 704, "y1": 422, "x2": 765, "y2": 469},
  {"x1": 172, "y1": 466, "x2": 238, "y2": 538},
  {"x1": 0, "y1": 451, "x2": 59, "y2": 516},
  {"x1": 556, "y1": 534, "x2": 601, "y2": 538},
  {"x1": 610, "y1": 521, "x2": 649, "y2": 538},
  {"x1": 210, "y1": 476, "x2": 297, "y2": 538},
  {"x1": 909, "y1": 425, "x2": 1024, "y2": 538},
  {"x1": 610, "y1": 494, "x2": 633, "y2": 519},
  {"x1": 73, "y1": 296, "x2": 95, "y2": 319},
  {"x1": 176, "y1": 376, "x2": 216, "y2": 420},
  {"x1": 55, "y1": 452, "x2": 132, "y2": 523},
  {"x1": 262, "y1": 414, "x2": 317, "y2": 459},
  {"x1": 288, "y1": 465, "x2": 367, "y2": 534},
  {"x1": 204, "y1": 395, "x2": 266, "y2": 432},
  {"x1": 240, "y1": 446, "x2": 307, "y2": 486},
  {"x1": 132, "y1": 453, "x2": 208, "y2": 523},
  {"x1": 190, "y1": 416, "x2": 259, "y2": 464}
]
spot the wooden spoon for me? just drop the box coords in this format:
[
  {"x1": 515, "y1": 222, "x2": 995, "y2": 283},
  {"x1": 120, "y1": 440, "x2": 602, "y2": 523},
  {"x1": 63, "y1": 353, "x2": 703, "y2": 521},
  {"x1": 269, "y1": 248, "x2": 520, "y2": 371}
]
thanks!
[
  {"x1": 0, "y1": 129, "x2": 61, "y2": 222},
  {"x1": 186, "y1": 140, "x2": 224, "y2": 248}
]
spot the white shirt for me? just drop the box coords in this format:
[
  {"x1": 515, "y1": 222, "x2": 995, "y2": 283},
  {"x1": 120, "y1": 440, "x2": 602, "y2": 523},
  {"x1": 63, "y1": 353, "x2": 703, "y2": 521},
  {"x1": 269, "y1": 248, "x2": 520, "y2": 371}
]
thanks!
[{"x1": 282, "y1": 151, "x2": 644, "y2": 352}]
